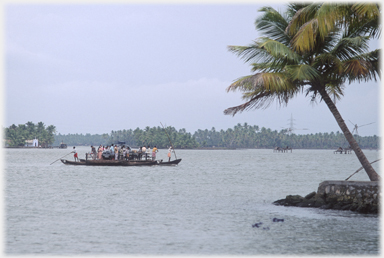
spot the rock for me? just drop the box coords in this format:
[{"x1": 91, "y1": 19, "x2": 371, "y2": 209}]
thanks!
[
  {"x1": 272, "y1": 199, "x2": 286, "y2": 206},
  {"x1": 312, "y1": 194, "x2": 326, "y2": 207},
  {"x1": 252, "y1": 222, "x2": 263, "y2": 228},
  {"x1": 285, "y1": 195, "x2": 304, "y2": 206},
  {"x1": 304, "y1": 191, "x2": 316, "y2": 199},
  {"x1": 341, "y1": 204, "x2": 351, "y2": 210},
  {"x1": 273, "y1": 181, "x2": 379, "y2": 214}
]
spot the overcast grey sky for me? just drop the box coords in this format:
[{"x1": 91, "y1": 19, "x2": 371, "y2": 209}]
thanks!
[{"x1": 3, "y1": 2, "x2": 381, "y2": 136}]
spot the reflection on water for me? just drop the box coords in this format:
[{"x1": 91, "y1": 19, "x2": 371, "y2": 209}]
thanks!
[{"x1": 5, "y1": 147, "x2": 380, "y2": 255}]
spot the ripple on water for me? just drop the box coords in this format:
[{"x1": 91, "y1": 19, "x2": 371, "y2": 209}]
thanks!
[{"x1": 5, "y1": 148, "x2": 380, "y2": 255}]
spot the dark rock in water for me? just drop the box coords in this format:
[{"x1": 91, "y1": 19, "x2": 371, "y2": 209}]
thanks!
[
  {"x1": 273, "y1": 195, "x2": 305, "y2": 206},
  {"x1": 273, "y1": 181, "x2": 379, "y2": 214},
  {"x1": 272, "y1": 198, "x2": 286, "y2": 206},
  {"x1": 341, "y1": 204, "x2": 352, "y2": 210},
  {"x1": 286, "y1": 195, "x2": 305, "y2": 205},
  {"x1": 252, "y1": 222, "x2": 263, "y2": 228},
  {"x1": 272, "y1": 218, "x2": 284, "y2": 222},
  {"x1": 312, "y1": 194, "x2": 326, "y2": 207},
  {"x1": 304, "y1": 191, "x2": 316, "y2": 199}
]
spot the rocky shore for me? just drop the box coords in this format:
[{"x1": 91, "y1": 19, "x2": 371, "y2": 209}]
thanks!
[{"x1": 273, "y1": 181, "x2": 379, "y2": 214}]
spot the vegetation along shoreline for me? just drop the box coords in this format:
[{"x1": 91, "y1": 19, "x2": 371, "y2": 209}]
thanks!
[{"x1": 3, "y1": 122, "x2": 379, "y2": 150}]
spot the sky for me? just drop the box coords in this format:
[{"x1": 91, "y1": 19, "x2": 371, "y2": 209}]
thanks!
[{"x1": 3, "y1": 1, "x2": 382, "y2": 137}]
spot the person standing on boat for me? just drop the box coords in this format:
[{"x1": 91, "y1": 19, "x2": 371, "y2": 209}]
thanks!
[
  {"x1": 146, "y1": 145, "x2": 151, "y2": 160},
  {"x1": 126, "y1": 146, "x2": 130, "y2": 160},
  {"x1": 138, "y1": 146, "x2": 143, "y2": 160},
  {"x1": 97, "y1": 145, "x2": 103, "y2": 160},
  {"x1": 119, "y1": 146, "x2": 125, "y2": 160},
  {"x1": 167, "y1": 146, "x2": 173, "y2": 162},
  {"x1": 91, "y1": 145, "x2": 96, "y2": 160},
  {"x1": 142, "y1": 146, "x2": 146, "y2": 160},
  {"x1": 72, "y1": 146, "x2": 78, "y2": 162},
  {"x1": 152, "y1": 146, "x2": 158, "y2": 161},
  {"x1": 114, "y1": 145, "x2": 118, "y2": 160},
  {"x1": 123, "y1": 147, "x2": 127, "y2": 161}
]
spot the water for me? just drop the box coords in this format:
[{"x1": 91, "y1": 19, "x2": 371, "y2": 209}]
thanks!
[{"x1": 5, "y1": 147, "x2": 380, "y2": 255}]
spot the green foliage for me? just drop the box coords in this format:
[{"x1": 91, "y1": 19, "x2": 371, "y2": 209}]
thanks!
[
  {"x1": 225, "y1": 4, "x2": 380, "y2": 115},
  {"x1": 4, "y1": 121, "x2": 56, "y2": 147},
  {"x1": 5, "y1": 122, "x2": 378, "y2": 149},
  {"x1": 51, "y1": 124, "x2": 379, "y2": 149},
  {"x1": 53, "y1": 126, "x2": 199, "y2": 149},
  {"x1": 192, "y1": 123, "x2": 379, "y2": 149},
  {"x1": 54, "y1": 133, "x2": 109, "y2": 147}
]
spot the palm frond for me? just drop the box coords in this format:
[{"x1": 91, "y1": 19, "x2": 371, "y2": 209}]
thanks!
[
  {"x1": 344, "y1": 49, "x2": 381, "y2": 83},
  {"x1": 285, "y1": 64, "x2": 320, "y2": 81},
  {"x1": 224, "y1": 72, "x2": 301, "y2": 116},
  {"x1": 345, "y1": 13, "x2": 381, "y2": 38},
  {"x1": 343, "y1": 59, "x2": 372, "y2": 81},
  {"x1": 286, "y1": 3, "x2": 320, "y2": 36},
  {"x1": 226, "y1": 75, "x2": 257, "y2": 93},
  {"x1": 291, "y1": 19, "x2": 319, "y2": 53},
  {"x1": 351, "y1": 3, "x2": 381, "y2": 38},
  {"x1": 314, "y1": 53, "x2": 344, "y2": 76},
  {"x1": 227, "y1": 73, "x2": 293, "y2": 93},
  {"x1": 286, "y1": 3, "x2": 310, "y2": 18},
  {"x1": 331, "y1": 36, "x2": 370, "y2": 60},
  {"x1": 228, "y1": 37, "x2": 300, "y2": 65},
  {"x1": 316, "y1": 3, "x2": 344, "y2": 40},
  {"x1": 251, "y1": 61, "x2": 284, "y2": 73},
  {"x1": 352, "y1": 3, "x2": 380, "y2": 19},
  {"x1": 225, "y1": 2, "x2": 380, "y2": 120},
  {"x1": 228, "y1": 43, "x2": 271, "y2": 64},
  {"x1": 258, "y1": 38, "x2": 301, "y2": 62},
  {"x1": 255, "y1": 6, "x2": 291, "y2": 45},
  {"x1": 326, "y1": 84, "x2": 345, "y2": 103}
]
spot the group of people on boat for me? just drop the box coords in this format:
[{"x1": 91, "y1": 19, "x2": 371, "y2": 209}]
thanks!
[
  {"x1": 72, "y1": 145, "x2": 174, "y2": 162},
  {"x1": 334, "y1": 146, "x2": 353, "y2": 154},
  {"x1": 273, "y1": 146, "x2": 292, "y2": 153}
]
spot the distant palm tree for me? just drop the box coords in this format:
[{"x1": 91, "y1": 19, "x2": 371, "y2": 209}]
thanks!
[{"x1": 224, "y1": 3, "x2": 380, "y2": 181}]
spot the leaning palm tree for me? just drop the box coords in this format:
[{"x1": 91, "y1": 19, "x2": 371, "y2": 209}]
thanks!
[{"x1": 225, "y1": 3, "x2": 380, "y2": 181}]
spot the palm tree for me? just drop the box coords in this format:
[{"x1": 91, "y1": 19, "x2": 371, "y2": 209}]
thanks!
[{"x1": 224, "y1": 3, "x2": 380, "y2": 181}]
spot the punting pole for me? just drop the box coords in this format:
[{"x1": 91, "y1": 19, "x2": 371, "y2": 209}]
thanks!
[
  {"x1": 50, "y1": 152, "x2": 73, "y2": 165},
  {"x1": 345, "y1": 159, "x2": 381, "y2": 181},
  {"x1": 160, "y1": 122, "x2": 177, "y2": 160}
]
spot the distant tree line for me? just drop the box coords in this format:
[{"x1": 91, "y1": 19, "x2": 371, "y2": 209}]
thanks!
[
  {"x1": 192, "y1": 123, "x2": 379, "y2": 149},
  {"x1": 53, "y1": 126, "x2": 198, "y2": 149},
  {"x1": 4, "y1": 122, "x2": 379, "y2": 149},
  {"x1": 52, "y1": 123, "x2": 379, "y2": 150},
  {"x1": 4, "y1": 121, "x2": 56, "y2": 147},
  {"x1": 54, "y1": 133, "x2": 109, "y2": 147}
]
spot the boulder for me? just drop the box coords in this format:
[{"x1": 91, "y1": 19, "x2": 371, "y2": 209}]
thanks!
[{"x1": 272, "y1": 187, "x2": 378, "y2": 214}]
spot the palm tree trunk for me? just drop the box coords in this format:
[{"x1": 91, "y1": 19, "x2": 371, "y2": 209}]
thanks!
[{"x1": 319, "y1": 87, "x2": 380, "y2": 181}]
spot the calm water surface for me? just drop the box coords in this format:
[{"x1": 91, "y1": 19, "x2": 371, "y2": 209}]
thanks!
[{"x1": 5, "y1": 147, "x2": 380, "y2": 255}]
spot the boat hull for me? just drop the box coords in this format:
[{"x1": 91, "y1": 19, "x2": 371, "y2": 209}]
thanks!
[
  {"x1": 61, "y1": 158, "x2": 182, "y2": 166},
  {"x1": 156, "y1": 159, "x2": 182, "y2": 166},
  {"x1": 61, "y1": 159, "x2": 157, "y2": 166}
]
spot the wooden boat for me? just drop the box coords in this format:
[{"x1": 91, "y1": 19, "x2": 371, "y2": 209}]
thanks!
[
  {"x1": 61, "y1": 158, "x2": 182, "y2": 166},
  {"x1": 156, "y1": 159, "x2": 182, "y2": 166},
  {"x1": 61, "y1": 159, "x2": 157, "y2": 166}
]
